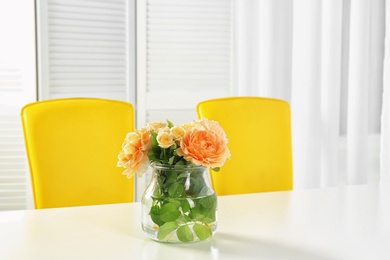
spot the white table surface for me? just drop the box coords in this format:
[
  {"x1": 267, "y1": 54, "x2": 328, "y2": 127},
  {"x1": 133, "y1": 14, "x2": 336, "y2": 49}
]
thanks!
[{"x1": 1, "y1": 183, "x2": 390, "y2": 260}]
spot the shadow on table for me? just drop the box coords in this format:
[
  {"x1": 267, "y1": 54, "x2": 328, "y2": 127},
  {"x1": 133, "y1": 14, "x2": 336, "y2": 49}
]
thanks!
[{"x1": 145, "y1": 232, "x2": 335, "y2": 260}]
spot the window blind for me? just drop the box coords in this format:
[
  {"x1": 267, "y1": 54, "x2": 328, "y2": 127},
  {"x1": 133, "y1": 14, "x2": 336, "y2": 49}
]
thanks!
[
  {"x1": 137, "y1": 0, "x2": 233, "y2": 126},
  {"x1": 135, "y1": 0, "x2": 233, "y2": 199},
  {"x1": 0, "y1": 1, "x2": 37, "y2": 210},
  {"x1": 37, "y1": 0, "x2": 135, "y2": 102},
  {"x1": 0, "y1": 114, "x2": 28, "y2": 210}
]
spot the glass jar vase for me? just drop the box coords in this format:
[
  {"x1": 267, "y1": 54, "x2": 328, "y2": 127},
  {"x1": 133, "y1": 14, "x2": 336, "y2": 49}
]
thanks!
[{"x1": 141, "y1": 163, "x2": 217, "y2": 243}]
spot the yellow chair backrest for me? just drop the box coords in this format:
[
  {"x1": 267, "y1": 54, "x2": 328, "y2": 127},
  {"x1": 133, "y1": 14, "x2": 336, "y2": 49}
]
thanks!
[
  {"x1": 21, "y1": 98, "x2": 134, "y2": 209},
  {"x1": 196, "y1": 96, "x2": 293, "y2": 195}
]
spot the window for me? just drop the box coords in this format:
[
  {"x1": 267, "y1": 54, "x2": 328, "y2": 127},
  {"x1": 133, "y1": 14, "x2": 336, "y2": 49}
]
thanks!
[
  {"x1": 37, "y1": 0, "x2": 136, "y2": 103},
  {"x1": 0, "y1": 1, "x2": 37, "y2": 210},
  {"x1": 136, "y1": 0, "x2": 233, "y2": 197},
  {"x1": 137, "y1": 0, "x2": 233, "y2": 126},
  {"x1": 0, "y1": 0, "x2": 233, "y2": 208}
]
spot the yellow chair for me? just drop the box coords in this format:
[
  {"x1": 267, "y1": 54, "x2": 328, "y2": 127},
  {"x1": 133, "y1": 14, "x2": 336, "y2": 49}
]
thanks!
[
  {"x1": 196, "y1": 96, "x2": 293, "y2": 195},
  {"x1": 21, "y1": 98, "x2": 135, "y2": 209}
]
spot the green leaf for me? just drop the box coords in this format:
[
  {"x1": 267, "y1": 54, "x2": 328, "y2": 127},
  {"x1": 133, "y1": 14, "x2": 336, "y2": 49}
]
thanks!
[
  {"x1": 168, "y1": 198, "x2": 181, "y2": 208},
  {"x1": 174, "y1": 159, "x2": 186, "y2": 166},
  {"x1": 160, "y1": 150, "x2": 166, "y2": 161},
  {"x1": 150, "y1": 132, "x2": 159, "y2": 150},
  {"x1": 181, "y1": 199, "x2": 190, "y2": 213},
  {"x1": 152, "y1": 186, "x2": 162, "y2": 197},
  {"x1": 177, "y1": 173, "x2": 187, "y2": 179},
  {"x1": 148, "y1": 149, "x2": 160, "y2": 162},
  {"x1": 168, "y1": 156, "x2": 175, "y2": 165},
  {"x1": 193, "y1": 223, "x2": 212, "y2": 240},
  {"x1": 149, "y1": 131, "x2": 162, "y2": 161},
  {"x1": 196, "y1": 195, "x2": 217, "y2": 222},
  {"x1": 168, "y1": 182, "x2": 184, "y2": 197},
  {"x1": 165, "y1": 171, "x2": 178, "y2": 185},
  {"x1": 183, "y1": 215, "x2": 193, "y2": 222},
  {"x1": 199, "y1": 195, "x2": 216, "y2": 209},
  {"x1": 188, "y1": 195, "x2": 217, "y2": 222},
  {"x1": 189, "y1": 205, "x2": 204, "y2": 221},
  {"x1": 190, "y1": 176, "x2": 201, "y2": 194},
  {"x1": 205, "y1": 209, "x2": 216, "y2": 222},
  {"x1": 157, "y1": 221, "x2": 179, "y2": 240},
  {"x1": 159, "y1": 203, "x2": 180, "y2": 222},
  {"x1": 211, "y1": 167, "x2": 220, "y2": 172},
  {"x1": 150, "y1": 204, "x2": 165, "y2": 226},
  {"x1": 167, "y1": 120, "x2": 174, "y2": 128},
  {"x1": 198, "y1": 186, "x2": 211, "y2": 197},
  {"x1": 201, "y1": 217, "x2": 214, "y2": 224},
  {"x1": 169, "y1": 143, "x2": 177, "y2": 150},
  {"x1": 150, "y1": 204, "x2": 160, "y2": 215},
  {"x1": 176, "y1": 225, "x2": 194, "y2": 242},
  {"x1": 151, "y1": 213, "x2": 164, "y2": 226}
]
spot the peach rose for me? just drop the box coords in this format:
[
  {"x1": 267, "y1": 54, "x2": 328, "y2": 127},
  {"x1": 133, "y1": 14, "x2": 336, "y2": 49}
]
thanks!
[
  {"x1": 157, "y1": 131, "x2": 174, "y2": 148},
  {"x1": 117, "y1": 128, "x2": 151, "y2": 178},
  {"x1": 177, "y1": 119, "x2": 230, "y2": 168},
  {"x1": 197, "y1": 118, "x2": 228, "y2": 138}
]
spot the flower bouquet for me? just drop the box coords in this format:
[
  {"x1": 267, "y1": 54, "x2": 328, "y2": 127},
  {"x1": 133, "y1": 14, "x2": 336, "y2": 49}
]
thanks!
[{"x1": 117, "y1": 119, "x2": 230, "y2": 243}]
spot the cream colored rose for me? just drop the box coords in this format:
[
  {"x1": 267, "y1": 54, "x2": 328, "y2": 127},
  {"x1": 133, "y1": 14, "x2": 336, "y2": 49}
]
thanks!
[
  {"x1": 170, "y1": 126, "x2": 185, "y2": 141},
  {"x1": 180, "y1": 122, "x2": 196, "y2": 130},
  {"x1": 147, "y1": 121, "x2": 167, "y2": 132},
  {"x1": 160, "y1": 126, "x2": 170, "y2": 133},
  {"x1": 157, "y1": 131, "x2": 174, "y2": 148}
]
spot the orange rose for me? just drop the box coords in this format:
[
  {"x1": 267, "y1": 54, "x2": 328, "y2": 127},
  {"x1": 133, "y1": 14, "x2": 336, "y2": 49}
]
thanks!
[
  {"x1": 117, "y1": 128, "x2": 151, "y2": 178},
  {"x1": 177, "y1": 119, "x2": 230, "y2": 168}
]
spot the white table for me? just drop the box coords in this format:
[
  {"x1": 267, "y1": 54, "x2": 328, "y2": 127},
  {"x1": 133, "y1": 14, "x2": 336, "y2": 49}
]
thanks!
[{"x1": 1, "y1": 183, "x2": 390, "y2": 260}]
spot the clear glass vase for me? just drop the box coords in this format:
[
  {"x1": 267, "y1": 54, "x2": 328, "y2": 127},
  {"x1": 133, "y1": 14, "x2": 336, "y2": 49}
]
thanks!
[{"x1": 141, "y1": 163, "x2": 217, "y2": 243}]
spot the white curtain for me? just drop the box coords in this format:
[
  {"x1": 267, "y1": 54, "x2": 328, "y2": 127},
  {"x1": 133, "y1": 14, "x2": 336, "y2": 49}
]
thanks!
[
  {"x1": 382, "y1": 0, "x2": 390, "y2": 183},
  {"x1": 234, "y1": 0, "x2": 386, "y2": 189}
]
